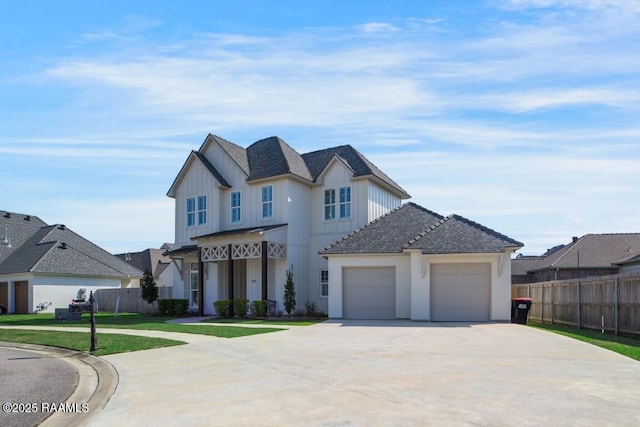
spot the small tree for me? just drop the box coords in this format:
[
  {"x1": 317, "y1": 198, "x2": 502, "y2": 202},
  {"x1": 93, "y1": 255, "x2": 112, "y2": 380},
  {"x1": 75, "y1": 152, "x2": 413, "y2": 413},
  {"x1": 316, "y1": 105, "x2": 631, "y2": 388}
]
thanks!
[
  {"x1": 141, "y1": 269, "x2": 159, "y2": 312},
  {"x1": 283, "y1": 268, "x2": 296, "y2": 316}
]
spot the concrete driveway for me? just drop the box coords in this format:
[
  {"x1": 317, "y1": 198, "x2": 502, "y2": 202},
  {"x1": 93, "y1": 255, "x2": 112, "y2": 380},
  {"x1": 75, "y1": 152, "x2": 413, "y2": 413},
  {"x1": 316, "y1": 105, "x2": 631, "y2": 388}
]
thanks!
[{"x1": 86, "y1": 321, "x2": 640, "y2": 426}]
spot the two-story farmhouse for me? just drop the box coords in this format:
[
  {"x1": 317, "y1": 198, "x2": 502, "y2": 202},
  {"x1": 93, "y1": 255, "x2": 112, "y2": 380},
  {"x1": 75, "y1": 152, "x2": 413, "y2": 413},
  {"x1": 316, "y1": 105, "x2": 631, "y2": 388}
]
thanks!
[
  {"x1": 167, "y1": 134, "x2": 523, "y2": 321},
  {"x1": 167, "y1": 134, "x2": 410, "y2": 316}
]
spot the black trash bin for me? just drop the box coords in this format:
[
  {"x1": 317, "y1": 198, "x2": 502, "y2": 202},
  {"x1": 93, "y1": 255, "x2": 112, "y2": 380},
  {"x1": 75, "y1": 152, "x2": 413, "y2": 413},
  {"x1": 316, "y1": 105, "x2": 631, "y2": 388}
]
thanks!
[{"x1": 511, "y1": 297, "x2": 532, "y2": 324}]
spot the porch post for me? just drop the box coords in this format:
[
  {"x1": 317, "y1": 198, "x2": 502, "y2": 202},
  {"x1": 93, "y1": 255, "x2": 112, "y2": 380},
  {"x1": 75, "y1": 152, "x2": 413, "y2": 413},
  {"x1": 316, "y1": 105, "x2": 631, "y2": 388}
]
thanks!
[
  {"x1": 198, "y1": 248, "x2": 204, "y2": 317},
  {"x1": 261, "y1": 241, "x2": 268, "y2": 300},
  {"x1": 228, "y1": 243, "x2": 234, "y2": 316}
]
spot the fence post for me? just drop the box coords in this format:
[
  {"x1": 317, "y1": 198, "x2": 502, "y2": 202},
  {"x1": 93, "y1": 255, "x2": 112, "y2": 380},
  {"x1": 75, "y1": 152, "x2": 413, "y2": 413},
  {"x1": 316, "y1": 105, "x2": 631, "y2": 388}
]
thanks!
[
  {"x1": 550, "y1": 282, "x2": 554, "y2": 325},
  {"x1": 577, "y1": 280, "x2": 581, "y2": 330},
  {"x1": 614, "y1": 275, "x2": 619, "y2": 336},
  {"x1": 541, "y1": 284, "x2": 544, "y2": 324}
]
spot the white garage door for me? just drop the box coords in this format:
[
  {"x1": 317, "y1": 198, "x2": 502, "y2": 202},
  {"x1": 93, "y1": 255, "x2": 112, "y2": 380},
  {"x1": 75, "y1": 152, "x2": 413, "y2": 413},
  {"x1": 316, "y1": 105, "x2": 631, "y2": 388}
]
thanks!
[
  {"x1": 431, "y1": 263, "x2": 491, "y2": 321},
  {"x1": 343, "y1": 267, "x2": 395, "y2": 319}
]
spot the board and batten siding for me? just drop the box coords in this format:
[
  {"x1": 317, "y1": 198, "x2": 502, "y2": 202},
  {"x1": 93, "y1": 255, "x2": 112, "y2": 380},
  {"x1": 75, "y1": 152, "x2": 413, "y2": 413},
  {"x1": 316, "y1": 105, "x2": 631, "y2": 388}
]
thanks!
[
  {"x1": 174, "y1": 160, "x2": 223, "y2": 246},
  {"x1": 368, "y1": 182, "x2": 402, "y2": 222}
]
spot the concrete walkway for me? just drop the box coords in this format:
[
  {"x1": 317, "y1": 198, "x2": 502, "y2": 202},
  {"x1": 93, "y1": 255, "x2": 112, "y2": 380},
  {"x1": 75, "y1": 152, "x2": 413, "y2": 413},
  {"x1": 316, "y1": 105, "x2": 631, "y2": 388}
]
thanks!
[{"x1": 3, "y1": 321, "x2": 640, "y2": 426}]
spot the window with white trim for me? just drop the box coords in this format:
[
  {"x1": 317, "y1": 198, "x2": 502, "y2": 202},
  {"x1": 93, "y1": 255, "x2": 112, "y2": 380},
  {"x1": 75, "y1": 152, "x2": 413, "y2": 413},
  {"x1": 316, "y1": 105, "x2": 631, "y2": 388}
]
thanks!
[
  {"x1": 197, "y1": 195, "x2": 207, "y2": 225},
  {"x1": 324, "y1": 189, "x2": 335, "y2": 220},
  {"x1": 339, "y1": 186, "x2": 351, "y2": 219},
  {"x1": 262, "y1": 185, "x2": 273, "y2": 219},
  {"x1": 320, "y1": 269, "x2": 329, "y2": 297},
  {"x1": 231, "y1": 191, "x2": 241, "y2": 223},
  {"x1": 187, "y1": 197, "x2": 195, "y2": 227}
]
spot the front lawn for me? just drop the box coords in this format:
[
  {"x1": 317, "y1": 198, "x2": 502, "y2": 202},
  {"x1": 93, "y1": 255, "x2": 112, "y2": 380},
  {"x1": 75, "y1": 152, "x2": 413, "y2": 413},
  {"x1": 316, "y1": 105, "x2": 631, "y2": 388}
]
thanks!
[
  {"x1": 201, "y1": 318, "x2": 326, "y2": 326},
  {"x1": 0, "y1": 312, "x2": 285, "y2": 339},
  {"x1": 0, "y1": 328, "x2": 185, "y2": 356},
  {"x1": 529, "y1": 322, "x2": 640, "y2": 362}
]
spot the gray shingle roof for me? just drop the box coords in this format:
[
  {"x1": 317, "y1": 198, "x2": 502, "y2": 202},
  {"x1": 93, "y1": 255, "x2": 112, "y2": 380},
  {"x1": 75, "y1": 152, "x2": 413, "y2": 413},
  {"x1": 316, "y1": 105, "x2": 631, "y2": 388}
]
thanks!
[
  {"x1": 528, "y1": 233, "x2": 640, "y2": 271},
  {"x1": 247, "y1": 137, "x2": 313, "y2": 182},
  {"x1": 0, "y1": 213, "x2": 143, "y2": 278},
  {"x1": 302, "y1": 145, "x2": 410, "y2": 197},
  {"x1": 115, "y1": 248, "x2": 172, "y2": 278},
  {"x1": 193, "y1": 223, "x2": 288, "y2": 240},
  {"x1": 321, "y1": 203, "x2": 523, "y2": 255},
  {"x1": 405, "y1": 214, "x2": 524, "y2": 254},
  {"x1": 321, "y1": 203, "x2": 443, "y2": 254},
  {"x1": 171, "y1": 134, "x2": 410, "y2": 199}
]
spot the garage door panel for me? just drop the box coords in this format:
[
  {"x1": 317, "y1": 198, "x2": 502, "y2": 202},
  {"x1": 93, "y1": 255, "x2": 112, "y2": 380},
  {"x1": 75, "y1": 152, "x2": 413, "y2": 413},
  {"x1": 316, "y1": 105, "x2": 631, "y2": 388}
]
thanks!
[
  {"x1": 343, "y1": 267, "x2": 395, "y2": 319},
  {"x1": 431, "y1": 263, "x2": 490, "y2": 322}
]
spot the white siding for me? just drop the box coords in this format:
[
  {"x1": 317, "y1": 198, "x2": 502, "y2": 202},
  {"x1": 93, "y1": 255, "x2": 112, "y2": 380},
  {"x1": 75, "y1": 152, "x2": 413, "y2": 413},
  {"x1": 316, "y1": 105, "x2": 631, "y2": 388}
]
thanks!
[
  {"x1": 29, "y1": 274, "x2": 121, "y2": 314},
  {"x1": 174, "y1": 160, "x2": 222, "y2": 246},
  {"x1": 368, "y1": 181, "x2": 402, "y2": 221}
]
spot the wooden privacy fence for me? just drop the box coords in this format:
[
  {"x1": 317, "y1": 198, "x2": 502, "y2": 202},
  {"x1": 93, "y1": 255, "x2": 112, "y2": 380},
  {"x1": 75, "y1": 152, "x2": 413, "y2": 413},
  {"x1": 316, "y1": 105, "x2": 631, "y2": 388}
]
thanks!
[
  {"x1": 512, "y1": 272, "x2": 640, "y2": 337},
  {"x1": 95, "y1": 287, "x2": 173, "y2": 314}
]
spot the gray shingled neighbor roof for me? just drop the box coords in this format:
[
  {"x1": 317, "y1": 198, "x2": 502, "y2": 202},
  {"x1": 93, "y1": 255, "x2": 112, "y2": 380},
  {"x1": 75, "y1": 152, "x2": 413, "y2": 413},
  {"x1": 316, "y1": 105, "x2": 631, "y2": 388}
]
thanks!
[
  {"x1": 321, "y1": 203, "x2": 523, "y2": 255},
  {"x1": 0, "y1": 211, "x2": 142, "y2": 278},
  {"x1": 527, "y1": 233, "x2": 640, "y2": 272},
  {"x1": 115, "y1": 247, "x2": 172, "y2": 278}
]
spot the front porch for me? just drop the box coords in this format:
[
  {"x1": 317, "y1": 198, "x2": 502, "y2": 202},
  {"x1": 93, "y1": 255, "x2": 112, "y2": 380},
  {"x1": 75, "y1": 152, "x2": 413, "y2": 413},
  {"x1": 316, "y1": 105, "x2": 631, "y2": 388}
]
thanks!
[{"x1": 170, "y1": 225, "x2": 288, "y2": 316}]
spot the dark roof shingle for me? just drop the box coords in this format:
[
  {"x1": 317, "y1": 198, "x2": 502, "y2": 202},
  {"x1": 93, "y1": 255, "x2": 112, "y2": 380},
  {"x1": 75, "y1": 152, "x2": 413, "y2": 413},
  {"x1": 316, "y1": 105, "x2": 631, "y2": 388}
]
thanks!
[{"x1": 321, "y1": 203, "x2": 523, "y2": 255}]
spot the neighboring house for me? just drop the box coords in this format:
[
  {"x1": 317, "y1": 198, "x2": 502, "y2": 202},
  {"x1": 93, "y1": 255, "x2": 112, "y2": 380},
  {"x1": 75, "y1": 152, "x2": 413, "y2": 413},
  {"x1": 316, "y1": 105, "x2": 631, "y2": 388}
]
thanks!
[
  {"x1": 166, "y1": 134, "x2": 523, "y2": 321},
  {"x1": 512, "y1": 233, "x2": 640, "y2": 283},
  {"x1": 115, "y1": 243, "x2": 174, "y2": 287},
  {"x1": 320, "y1": 203, "x2": 523, "y2": 321},
  {"x1": 613, "y1": 253, "x2": 640, "y2": 274},
  {"x1": 166, "y1": 134, "x2": 410, "y2": 315},
  {"x1": 0, "y1": 210, "x2": 143, "y2": 314}
]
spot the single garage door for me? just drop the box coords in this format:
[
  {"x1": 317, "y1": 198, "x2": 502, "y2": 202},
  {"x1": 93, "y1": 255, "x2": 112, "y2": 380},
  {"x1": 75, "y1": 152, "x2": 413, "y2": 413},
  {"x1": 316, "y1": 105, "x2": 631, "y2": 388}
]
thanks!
[
  {"x1": 343, "y1": 267, "x2": 395, "y2": 319},
  {"x1": 431, "y1": 263, "x2": 491, "y2": 321}
]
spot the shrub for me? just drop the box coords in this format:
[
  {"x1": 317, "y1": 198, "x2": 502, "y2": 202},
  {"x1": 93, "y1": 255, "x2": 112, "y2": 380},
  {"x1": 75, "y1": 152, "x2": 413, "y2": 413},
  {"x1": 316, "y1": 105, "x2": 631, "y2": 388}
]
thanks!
[
  {"x1": 234, "y1": 299, "x2": 249, "y2": 318},
  {"x1": 174, "y1": 299, "x2": 189, "y2": 315},
  {"x1": 158, "y1": 299, "x2": 171, "y2": 314},
  {"x1": 157, "y1": 299, "x2": 189, "y2": 315},
  {"x1": 250, "y1": 300, "x2": 267, "y2": 318},
  {"x1": 213, "y1": 300, "x2": 231, "y2": 318},
  {"x1": 141, "y1": 269, "x2": 159, "y2": 309},
  {"x1": 283, "y1": 269, "x2": 296, "y2": 315},
  {"x1": 304, "y1": 300, "x2": 318, "y2": 316}
]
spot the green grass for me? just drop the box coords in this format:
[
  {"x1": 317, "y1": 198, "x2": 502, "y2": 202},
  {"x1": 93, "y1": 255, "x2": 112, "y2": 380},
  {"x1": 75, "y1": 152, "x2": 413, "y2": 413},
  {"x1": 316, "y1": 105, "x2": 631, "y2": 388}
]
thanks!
[
  {"x1": 529, "y1": 322, "x2": 640, "y2": 361},
  {"x1": 0, "y1": 312, "x2": 285, "y2": 338},
  {"x1": 0, "y1": 328, "x2": 185, "y2": 356},
  {"x1": 201, "y1": 318, "x2": 326, "y2": 326}
]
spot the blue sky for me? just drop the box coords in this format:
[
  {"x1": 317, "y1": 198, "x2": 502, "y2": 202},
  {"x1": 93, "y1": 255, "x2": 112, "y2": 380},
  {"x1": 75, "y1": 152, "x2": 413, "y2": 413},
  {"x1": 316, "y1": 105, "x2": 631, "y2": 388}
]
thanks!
[{"x1": 1, "y1": 0, "x2": 639, "y2": 255}]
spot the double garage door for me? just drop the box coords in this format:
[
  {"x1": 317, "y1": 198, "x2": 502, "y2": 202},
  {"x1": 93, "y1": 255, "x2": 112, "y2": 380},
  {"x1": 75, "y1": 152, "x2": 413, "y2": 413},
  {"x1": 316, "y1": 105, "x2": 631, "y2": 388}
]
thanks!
[{"x1": 341, "y1": 263, "x2": 491, "y2": 321}]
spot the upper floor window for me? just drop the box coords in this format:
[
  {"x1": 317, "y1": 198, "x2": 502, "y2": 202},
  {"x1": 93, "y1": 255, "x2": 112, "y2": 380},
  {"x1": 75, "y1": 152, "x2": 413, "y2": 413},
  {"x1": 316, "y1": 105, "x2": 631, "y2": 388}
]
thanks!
[
  {"x1": 197, "y1": 195, "x2": 207, "y2": 225},
  {"x1": 262, "y1": 185, "x2": 273, "y2": 219},
  {"x1": 231, "y1": 191, "x2": 241, "y2": 223},
  {"x1": 324, "y1": 186, "x2": 351, "y2": 220},
  {"x1": 187, "y1": 197, "x2": 196, "y2": 227},
  {"x1": 324, "y1": 189, "x2": 336, "y2": 220},
  {"x1": 320, "y1": 269, "x2": 329, "y2": 297},
  {"x1": 339, "y1": 186, "x2": 351, "y2": 219}
]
